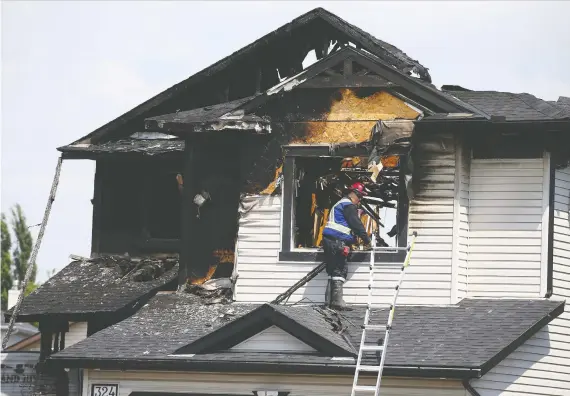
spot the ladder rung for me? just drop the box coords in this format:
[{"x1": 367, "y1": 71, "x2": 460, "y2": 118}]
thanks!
[
  {"x1": 364, "y1": 324, "x2": 386, "y2": 330},
  {"x1": 357, "y1": 365, "x2": 382, "y2": 372},
  {"x1": 353, "y1": 385, "x2": 378, "y2": 392},
  {"x1": 360, "y1": 344, "x2": 384, "y2": 351}
]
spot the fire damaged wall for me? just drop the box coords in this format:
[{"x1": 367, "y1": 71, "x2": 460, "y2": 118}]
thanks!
[
  {"x1": 96, "y1": 155, "x2": 184, "y2": 256},
  {"x1": 181, "y1": 88, "x2": 422, "y2": 286},
  {"x1": 241, "y1": 88, "x2": 420, "y2": 196}
]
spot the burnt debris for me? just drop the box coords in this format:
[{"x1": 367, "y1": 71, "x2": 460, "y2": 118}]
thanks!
[
  {"x1": 79, "y1": 255, "x2": 179, "y2": 282},
  {"x1": 4, "y1": 256, "x2": 179, "y2": 320},
  {"x1": 59, "y1": 138, "x2": 184, "y2": 157}
]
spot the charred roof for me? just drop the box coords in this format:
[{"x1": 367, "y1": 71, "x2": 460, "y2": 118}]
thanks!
[
  {"x1": 60, "y1": 7, "x2": 431, "y2": 147},
  {"x1": 4, "y1": 255, "x2": 178, "y2": 322}
]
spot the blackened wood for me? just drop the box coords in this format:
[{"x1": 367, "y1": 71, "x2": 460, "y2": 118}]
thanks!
[
  {"x1": 282, "y1": 144, "x2": 368, "y2": 158},
  {"x1": 179, "y1": 139, "x2": 195, "y2": 287},
  {"x1": 91, "y1": 161, "x2": 103, "y2": 257},
  {"x1": 397, "y1": 157, "x2": 409, "y2": 247},
  {"x1": 255, "y1": 68, "x2": 262, "y2": 93},
  {"x1": 343, "y1": 58, "x2": 353, "y2": 76},
  {"x1": 39, "y1": 326, "x2": 52, "y2": 361},
  {"x1": 281, "y1": 156, "x2": 295, "y2": 253},
  {"x1": 76, "y1": 8, "x2": 433, "y2": 145},
  {"x1": 53, "y1": 332, "x2": 60, "y2": 353},
  {"x1": 297, "y1": 75, "x2": 393, "y2": 89},
  {"x1": 219, "y1": 86, "x2": 230, "y2": 102},
  {"x1": 59, "y1": 331, "x2": 65, "y2": 351},
  {"x1": 323, "y1": 69, "x2": 342, "y2": 77},
  {"x1": 321, "y1": 38, "x2": 330, "y2": 58}
]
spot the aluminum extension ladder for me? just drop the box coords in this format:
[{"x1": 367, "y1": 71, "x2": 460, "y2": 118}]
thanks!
[{"x1": 350, "y1": 231, "x2": 418, "y2": 396}]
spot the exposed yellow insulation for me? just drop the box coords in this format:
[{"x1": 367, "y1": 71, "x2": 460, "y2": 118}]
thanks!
[{"x1": 295, "y1": 89, "x2": 420, "y2": 144}]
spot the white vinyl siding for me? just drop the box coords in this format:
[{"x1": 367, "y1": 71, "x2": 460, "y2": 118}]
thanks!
[
  {"x1": 85, "y1": 370, "x2": 467, "y2": 396},
  {"x1": 230, "y1": 325, "x2": 316, "y2": 352},
  {"x1": 472, "y1": 165, "x2": 570, "y2": 396},
  {"x1": 66, "y1": 322, "x2": 88, "y2": 347},
  {"x1": 234, "y1": 133, "x2": 456, "y2": 305},
  {"x1": 466, "y1": 157, "x2": 550, "y2": 298}
]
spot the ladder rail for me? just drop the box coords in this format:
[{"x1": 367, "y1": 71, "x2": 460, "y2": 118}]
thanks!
[
  {"x1": 350, "y1": 231, "x2": 418, "y2": 396},
  {"x1": 351, "y1": 233, "x2": 378, "y2": 396}
]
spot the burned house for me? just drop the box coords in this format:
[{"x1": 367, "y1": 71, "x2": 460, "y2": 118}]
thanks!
[{"x1": 3, "y1": 7, "x2": 570, "y2": 396}]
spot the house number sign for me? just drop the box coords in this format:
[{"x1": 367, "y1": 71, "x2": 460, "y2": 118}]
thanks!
[{"x1": 91, "y1": 384, "x2": 119, "y2": 396}]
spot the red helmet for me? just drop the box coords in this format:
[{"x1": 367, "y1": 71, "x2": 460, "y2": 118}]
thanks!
[{"x1": 350, "y1": 182, "x2": 368, "y2": 196}]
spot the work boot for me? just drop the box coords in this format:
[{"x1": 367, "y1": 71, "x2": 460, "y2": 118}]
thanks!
[
  {"x1": 324, "y1": 278, "x2": 332, "y2": 306},
  {"x1": 330, "y1": 279, "x2": 352, "y2": 311}
]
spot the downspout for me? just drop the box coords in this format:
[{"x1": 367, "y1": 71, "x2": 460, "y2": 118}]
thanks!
[
  {"x1": 462, "y1": 379, "x2": 482, "y2": 396},
  {"x1": 545, "y1": 155, "x2": 555, "y2": 298}
]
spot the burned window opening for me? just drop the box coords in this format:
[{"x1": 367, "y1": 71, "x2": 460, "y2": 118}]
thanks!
[{"x1": 286, "y1": 151, "x2": 409, "y2": 258}]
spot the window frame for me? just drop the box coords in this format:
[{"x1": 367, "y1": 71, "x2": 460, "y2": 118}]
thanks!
[{"x1": 278, "y1": 145, "x2": 408, "y2": 263}]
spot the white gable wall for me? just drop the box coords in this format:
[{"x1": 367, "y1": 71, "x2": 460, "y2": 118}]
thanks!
[
  {"x1": 234, "y1": 132, "x2": 457, "y2": 305},
  {"x1": 472, "y1": 165, "x2": 570, "y2": 396},
  {"x1": 466, "y1": 156, "x2": 550, "y2": 298},
  {"x1": 230, "y1": 325, "x2": 316, "y2": 352}
]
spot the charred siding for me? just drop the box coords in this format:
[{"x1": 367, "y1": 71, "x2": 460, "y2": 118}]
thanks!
[
  {"x1": 407, "y1": 131, "x2": 456, "y2": 304},
  {"x1": 234, "y1": 132, "x2": 456, "y2": 305},
  {"x1": 472, "y1": 165, "x2": 570, "y2": 396}
]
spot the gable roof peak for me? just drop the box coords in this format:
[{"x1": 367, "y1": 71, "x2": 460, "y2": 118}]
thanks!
[{"x1": 62, "y1": 7, "x2": 431, "y2": 147}]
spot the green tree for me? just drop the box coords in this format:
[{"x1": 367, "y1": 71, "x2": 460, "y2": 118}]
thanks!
[
  {"x1": 10, "y1": 204, "x2": 37, "y2": 295},
  {"x1": 1, "y1": 213, "x2": 13, "y2": 310}
]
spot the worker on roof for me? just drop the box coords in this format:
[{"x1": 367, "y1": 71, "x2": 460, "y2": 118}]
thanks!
[{"x1": 322, "y1": 182, "x2": 371, "y2": 311}]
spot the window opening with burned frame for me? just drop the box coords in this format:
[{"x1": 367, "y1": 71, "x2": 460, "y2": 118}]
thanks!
[{"x1": 280, "y1": 146, "x2": 409, "y2": 262}]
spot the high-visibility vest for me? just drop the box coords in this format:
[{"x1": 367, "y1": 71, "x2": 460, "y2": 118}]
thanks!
[{"x1": 322, "y1": 198, "x2": 354, "y2": 242}]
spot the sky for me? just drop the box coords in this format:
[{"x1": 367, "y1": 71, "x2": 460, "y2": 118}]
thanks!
[{"x1": 1, "y1": 1, "x2": 570, "y2": 283}]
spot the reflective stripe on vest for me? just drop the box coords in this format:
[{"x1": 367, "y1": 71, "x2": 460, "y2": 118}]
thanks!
[{"x1": 324, "y1": 198, "x2": 353, "y2": 236}]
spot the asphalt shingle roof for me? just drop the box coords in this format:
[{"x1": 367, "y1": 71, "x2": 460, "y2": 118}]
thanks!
[
  {"x1": 5, "y1": 256, "x2": 178, "y2": 320},
  {"x1": 444, "y1": 90, "x2": 570, "y2": 121},
  {"x1": 51, "y1": 293, "x2": 564, "y2": 377}
]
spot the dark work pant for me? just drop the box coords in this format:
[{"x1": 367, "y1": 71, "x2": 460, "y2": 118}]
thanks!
[{"x1": 322, "y1": 236, "x2": 349, "y2": 280}]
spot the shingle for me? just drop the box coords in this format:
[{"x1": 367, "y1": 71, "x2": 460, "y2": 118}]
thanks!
[
  {"x1": 271, "y1": 304, "x2": 356, "y2": 354},
  {"x1": 444, "y1": 90, "x2": 570, "y2": 121},
  {"x1": 51, "y1": 294, "x2": 564, "y2": 372},
  {"x1": 5, "y1": 256, "x2": 178, "y2": 319},
  {"x1": 145, "y1": 96, "x2": 258, "y2": 125}
]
